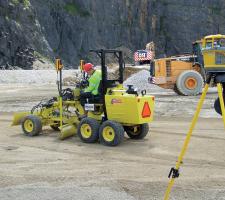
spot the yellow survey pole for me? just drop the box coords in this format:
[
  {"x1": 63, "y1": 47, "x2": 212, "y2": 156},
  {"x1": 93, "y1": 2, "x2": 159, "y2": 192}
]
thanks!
[
  {"x1": 55, "y1": 59, "x2": 63, "y2": 129},
  {"x1": 217, "y1": 83, "x2": 225, "y2": 128},
  {"x1": 59, "y1": 95, "x2": 63, "y2": 128},
  {"x1": 164, "y1": 83, "x2": 209, "y2": 200}
]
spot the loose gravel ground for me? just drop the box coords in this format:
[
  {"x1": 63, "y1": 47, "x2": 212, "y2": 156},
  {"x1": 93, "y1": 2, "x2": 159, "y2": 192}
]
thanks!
[{"x1": 0, "y1": 70, "x2": 224, "y2": 200}]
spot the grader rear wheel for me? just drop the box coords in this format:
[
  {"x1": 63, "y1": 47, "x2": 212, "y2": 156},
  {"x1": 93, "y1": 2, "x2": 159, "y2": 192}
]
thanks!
[
  {"x1": 124, "y1": 123, "x2": 149, "y2": 139},
  {"x1": 22, "y1": 115, "x2": 42, "y2": 136},
  {"x1": 77, "y1": 118, "x2": 100, "y2": 143},
  {"x1": 99, "y1": 120, "x2": 124, "y2": 146}
]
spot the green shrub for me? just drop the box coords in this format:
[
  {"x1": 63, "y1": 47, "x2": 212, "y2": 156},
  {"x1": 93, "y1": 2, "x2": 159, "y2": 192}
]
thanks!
[
  {"x1": 64, "y1": 2, "x2": 90, "y2": 17},
  {"x1": 23, "y1": 0, "x2": 30, "y2": 8}
]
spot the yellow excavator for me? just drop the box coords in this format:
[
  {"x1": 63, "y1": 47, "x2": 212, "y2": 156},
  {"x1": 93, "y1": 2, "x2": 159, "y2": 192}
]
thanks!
[{"x1": 12, "y1": 49, "x2": 155, "y2": 146}]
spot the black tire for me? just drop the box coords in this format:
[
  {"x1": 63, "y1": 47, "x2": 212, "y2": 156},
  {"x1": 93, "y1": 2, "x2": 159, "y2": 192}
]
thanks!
[
  {"x1": 173, "y1": 84, "x2": 183, "y2": 95},
  {"x1": 99, "y1": 120, "x2": 124, "y2": 146},
  {"x1": 22, "y1": 115, "x2": 42, "y2": 136},
  {"x1": 214, "y1": 96, "x2": 225, "y2": 116},
  {"x1": 77, "y1": 117, "x2": 100, "y2": 143},
  {"x1": 176, "y1": 70, "x2": 203, "y2": 96},
  {"x1": 124, "y1": 123, "x2": 149, "y2": 139}
]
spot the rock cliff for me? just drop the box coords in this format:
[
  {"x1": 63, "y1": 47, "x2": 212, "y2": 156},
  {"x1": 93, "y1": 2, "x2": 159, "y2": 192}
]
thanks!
[{"x1": 0, "y1": 0, "x2": 225, "y2": 68}]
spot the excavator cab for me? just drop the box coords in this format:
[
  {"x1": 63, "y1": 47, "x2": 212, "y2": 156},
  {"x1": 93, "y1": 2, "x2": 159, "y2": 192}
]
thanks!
[
  {"x1": 201, "y1": 35, "x2": 225, "y2": 115},
  {"x1": 202, "y1": 34, "x2": 225, "y2": 72}
]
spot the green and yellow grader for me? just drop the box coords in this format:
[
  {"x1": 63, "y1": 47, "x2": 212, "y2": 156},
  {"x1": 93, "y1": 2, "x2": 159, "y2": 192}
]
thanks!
[{"x1": 12, "y1": 49, "x2": 155, "y2": 146}]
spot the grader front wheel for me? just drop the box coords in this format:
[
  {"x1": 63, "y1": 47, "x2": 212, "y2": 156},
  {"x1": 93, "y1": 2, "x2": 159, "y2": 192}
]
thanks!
[
  {"x1": 124, "y1": 123, "x2": 149, "y2": 139},
  {"x1": 22, "y1": 115, "x2": 42, "y2": 136},
  {"x1": 99, "y1": 120, "x2": 124, "y2": 146},
  {"x1": 77, "y1": 118, "x2": 100, "y2": 143}
]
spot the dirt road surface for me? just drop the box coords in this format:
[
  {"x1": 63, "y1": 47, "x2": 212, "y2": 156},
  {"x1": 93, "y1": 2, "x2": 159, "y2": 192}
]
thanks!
[{"x1": 0, "y1": 84, "x2": 224, "y2": 200}]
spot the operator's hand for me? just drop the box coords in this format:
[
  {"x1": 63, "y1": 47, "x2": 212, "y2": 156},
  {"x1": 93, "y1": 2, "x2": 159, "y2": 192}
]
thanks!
[{"x1": 80, "y1": 79, "x2": 89, "y2": 88}]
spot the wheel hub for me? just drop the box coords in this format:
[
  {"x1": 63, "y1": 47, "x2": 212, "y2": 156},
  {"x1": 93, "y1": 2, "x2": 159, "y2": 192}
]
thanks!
[
  {"x1": 185, "y1": 77, "x2": 197, "y2": 89},
  {"x1": 80, "y1": 124, "x2": 92, "y2": 138},
  {"x1": 24, "y1": 119, "x2": 34, "y2": 132},
  {"x1": 102, "y1": 126, "x2": 115, "y2": 142}
]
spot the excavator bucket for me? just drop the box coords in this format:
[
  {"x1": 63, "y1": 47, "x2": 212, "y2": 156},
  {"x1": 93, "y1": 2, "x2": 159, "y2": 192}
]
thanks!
[
  {"x1": 58, "y1": 124, "x2": 77, "y2": 140},
  {"x1": 12, "y1": 112, "x2": 30, "y2": 126}
]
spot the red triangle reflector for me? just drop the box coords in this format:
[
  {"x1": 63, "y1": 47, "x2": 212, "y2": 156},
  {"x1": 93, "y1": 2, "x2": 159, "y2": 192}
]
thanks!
[{"x1": 142, "y1": 102, "x2": 151, "y2": 118}]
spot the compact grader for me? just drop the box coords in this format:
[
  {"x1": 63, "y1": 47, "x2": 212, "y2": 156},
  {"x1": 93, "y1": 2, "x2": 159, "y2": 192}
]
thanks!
[{"x1": 12, "y1": 49, "x2": 155, "y2": 146}]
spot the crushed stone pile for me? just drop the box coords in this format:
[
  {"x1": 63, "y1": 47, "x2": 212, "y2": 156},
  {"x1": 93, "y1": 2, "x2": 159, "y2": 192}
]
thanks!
[{"x1": 123, "y1": 70, "x2": 172, "y2": 93}]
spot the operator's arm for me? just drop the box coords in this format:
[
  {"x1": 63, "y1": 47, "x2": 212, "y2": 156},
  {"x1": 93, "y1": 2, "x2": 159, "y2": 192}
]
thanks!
[{"x1": 84, "y1": 77, "x2": 96, "y2": 93}]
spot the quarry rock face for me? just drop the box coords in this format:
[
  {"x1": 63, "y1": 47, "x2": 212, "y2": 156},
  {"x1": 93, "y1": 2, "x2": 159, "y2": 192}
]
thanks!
[{"x1": 0, "y1": 0, "x2": 225, "y2": 68}]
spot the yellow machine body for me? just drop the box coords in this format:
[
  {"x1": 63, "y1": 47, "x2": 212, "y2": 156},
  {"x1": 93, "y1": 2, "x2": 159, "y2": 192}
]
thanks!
[
  {"x1": 202, "y1": 34, "x2": 225, "y2": 72},
  {"x1": 58, "y1": 124, "x2": 77, "y2": 140},
  {"x1": 12, "y1": 96, "x2": 85, "y2": 140},
  {"x1": 105, "y1": 85, "x2": 154, "y2": 124},
  {"x1": 12, "y1": 50, "x2": 155, "y2": 146},
  {"x1": 12, "y1": 84, "x2": 155, "y2": 138}
]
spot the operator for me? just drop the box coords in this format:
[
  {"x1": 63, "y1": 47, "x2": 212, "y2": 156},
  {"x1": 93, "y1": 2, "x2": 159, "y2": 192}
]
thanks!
[{"x1": 80, "y1": 63, "x2": 102, "y2": 107}]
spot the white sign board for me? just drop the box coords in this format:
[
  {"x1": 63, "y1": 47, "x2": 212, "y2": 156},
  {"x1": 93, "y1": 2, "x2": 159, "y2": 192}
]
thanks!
[{"x1": 84, "y1": 104, "x2": 95, "y2": 111}]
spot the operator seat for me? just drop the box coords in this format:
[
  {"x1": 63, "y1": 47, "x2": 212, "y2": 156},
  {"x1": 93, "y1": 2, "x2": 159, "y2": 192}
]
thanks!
[
  {"x1": 80, "y1": 81, "x2": 103, "y2": 106},
  {"x1": 90, "y1": 81, "x2": 104, "y2": 104}
]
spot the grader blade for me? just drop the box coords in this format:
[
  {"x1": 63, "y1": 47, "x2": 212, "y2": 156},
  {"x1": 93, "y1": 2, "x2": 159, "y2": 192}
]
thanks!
[
  {"x1": 12, "y1": 112, "x2": 30, "y2": 126},
  {"x1": 58, "y1": 124, "x2": 77, "y2": 140}
]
